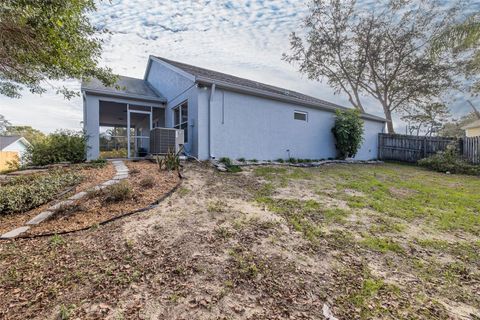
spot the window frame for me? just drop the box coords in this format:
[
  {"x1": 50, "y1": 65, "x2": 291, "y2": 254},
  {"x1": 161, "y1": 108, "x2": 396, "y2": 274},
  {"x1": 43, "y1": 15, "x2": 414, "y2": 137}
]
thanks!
[
  {"x1": 294, "y1": 110, "x2": 308, "y2": 122},
  {"x1": 173, "y1": 100, "x2": 188, "y2": 143}
]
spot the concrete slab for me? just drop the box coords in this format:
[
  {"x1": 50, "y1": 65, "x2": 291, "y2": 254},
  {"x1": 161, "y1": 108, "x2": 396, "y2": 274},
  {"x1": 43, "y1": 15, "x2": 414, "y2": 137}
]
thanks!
[
  {"x1": 113, "y1": 174, "x2": 128, "y2": 180},
  {"x1": 69, "y1": 191, "x2": 87, "y2": 200},
  {"x1": 48, "y1": 200, "x2": 74, "y2": 211},
  {"x1": 1, "y1": 226, "x2": 30, "y2": 239},
  {"x1": 26, "y1": 211, "x2": 54, "y2": 225},
  {"x1": 102, "y1": 180, "x2": 118, "y2": 187}
]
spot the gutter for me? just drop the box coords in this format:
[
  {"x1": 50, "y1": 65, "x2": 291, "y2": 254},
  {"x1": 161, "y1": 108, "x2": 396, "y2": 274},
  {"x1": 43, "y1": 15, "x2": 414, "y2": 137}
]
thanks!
[
  {"x1": 81, "y1": 88, "x2": 167, "y2": 104},
  {"x1": 195, "y1": 77, "x2": 386, "y2": 123},
  {"x1": 208, "y1": 83, "x2": 216, "y2": 159}
]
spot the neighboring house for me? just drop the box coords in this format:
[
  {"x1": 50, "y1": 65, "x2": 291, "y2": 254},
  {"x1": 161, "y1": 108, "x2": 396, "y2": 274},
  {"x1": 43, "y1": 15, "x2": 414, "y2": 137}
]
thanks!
[
  {"x1": 462, "y1": 119, "x2": 480, "y2": 137},
  {"x1": 0, "y1": 136, "x2": 31, "y2": 170},
  {"x1": 82, "y1": 56, "x2": 386, "y2": 161}
]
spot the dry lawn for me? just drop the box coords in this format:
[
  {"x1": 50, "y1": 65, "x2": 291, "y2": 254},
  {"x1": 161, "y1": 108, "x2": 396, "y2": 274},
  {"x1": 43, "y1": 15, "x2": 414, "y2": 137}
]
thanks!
[{"x1": 0, "y1": 162, "x2": 479, "y2": 320}]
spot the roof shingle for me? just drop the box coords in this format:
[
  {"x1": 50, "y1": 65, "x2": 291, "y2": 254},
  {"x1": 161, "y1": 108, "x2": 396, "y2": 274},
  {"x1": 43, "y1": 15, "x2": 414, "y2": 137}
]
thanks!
[
  {"x1": 81, "y1": 75, "x2": 165, "y2": 101},
  {"x1": 0, "y1": 136, "x2": 23, "y2": 150},
  {"x1": 154, "y1": 56, "x2": 385, "y2": 122}
]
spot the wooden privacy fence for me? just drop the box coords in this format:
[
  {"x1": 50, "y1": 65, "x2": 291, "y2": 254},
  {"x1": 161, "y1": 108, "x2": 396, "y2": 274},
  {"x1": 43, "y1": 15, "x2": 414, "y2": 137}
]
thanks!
[
  {"x1": 463, "y1": 136, "x2": 480, "y2": 164},
  {"x1": 377, "y1": 133, "x2": 458, "y2": 163}
]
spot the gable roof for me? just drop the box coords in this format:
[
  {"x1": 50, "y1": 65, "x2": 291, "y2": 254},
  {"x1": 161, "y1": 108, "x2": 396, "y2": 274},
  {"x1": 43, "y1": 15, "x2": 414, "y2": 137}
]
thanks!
[
  {"x1": 462, "y1": 119, "x2": 480, "y2": 130},
  {"x1": 151, "y1": 56, "x2": 386, "y2": 123},
  {"x1": 81, "y1": 75, "x2": 166, "y2": 103},
  {"x1": 0, "y1": 136, "x2": 28, "y2": 150}
]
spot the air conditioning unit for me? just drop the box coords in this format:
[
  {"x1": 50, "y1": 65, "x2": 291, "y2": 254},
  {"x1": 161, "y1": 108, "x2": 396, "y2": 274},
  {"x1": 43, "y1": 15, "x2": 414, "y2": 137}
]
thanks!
[{"x1": 150, "y1": 128, "x2": 184, "y2": 155}]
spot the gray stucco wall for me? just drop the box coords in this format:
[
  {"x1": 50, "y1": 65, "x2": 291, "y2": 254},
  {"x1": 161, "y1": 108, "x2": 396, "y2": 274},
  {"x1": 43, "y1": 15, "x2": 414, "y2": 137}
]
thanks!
[
  {"x1": 202, "y1": 88, "x2": 385, "y2": 161},
  {"x1": 146, "y1": 60, "x2": 199, "y2": 157}
]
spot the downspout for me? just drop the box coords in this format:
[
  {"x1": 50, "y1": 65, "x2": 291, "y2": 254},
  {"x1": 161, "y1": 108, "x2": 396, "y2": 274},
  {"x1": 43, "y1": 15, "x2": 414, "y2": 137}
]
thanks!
[{"x1": 208, "y1": 83, "x2": 216, "y2": 159}]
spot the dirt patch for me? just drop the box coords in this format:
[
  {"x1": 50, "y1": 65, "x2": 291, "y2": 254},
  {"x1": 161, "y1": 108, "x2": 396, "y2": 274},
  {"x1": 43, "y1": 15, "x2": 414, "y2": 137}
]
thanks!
[
  {"x1": 388, "y1": 186, "x2": 417, "y2": 198},
  {"x1": 0, "y1": 163, "x2": 115, "y2": 235},
  {"x1": 0, "y1": 162, "x2": 479, "y2": 320},
  {"x1": 23, "y1": 161, "x2": 180, "y2": 236}
]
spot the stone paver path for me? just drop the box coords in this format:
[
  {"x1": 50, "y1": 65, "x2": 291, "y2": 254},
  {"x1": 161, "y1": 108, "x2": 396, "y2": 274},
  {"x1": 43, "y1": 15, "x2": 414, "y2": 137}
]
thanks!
[{"x1": 1, "y1": 160, "x2": 129, "y2": 239}]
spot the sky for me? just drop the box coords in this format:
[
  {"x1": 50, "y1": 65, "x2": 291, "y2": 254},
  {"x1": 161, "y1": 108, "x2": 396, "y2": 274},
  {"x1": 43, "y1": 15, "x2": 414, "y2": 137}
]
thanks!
[{"x1": 0, "y1": 0, "x2": 478, "y2": 133}]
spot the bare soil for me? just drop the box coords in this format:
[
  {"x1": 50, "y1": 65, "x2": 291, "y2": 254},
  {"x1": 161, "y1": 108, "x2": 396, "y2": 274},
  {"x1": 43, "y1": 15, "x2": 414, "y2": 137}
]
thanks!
[{"x1": 0, "y1": 162, "x2": 478, "y2": 320}]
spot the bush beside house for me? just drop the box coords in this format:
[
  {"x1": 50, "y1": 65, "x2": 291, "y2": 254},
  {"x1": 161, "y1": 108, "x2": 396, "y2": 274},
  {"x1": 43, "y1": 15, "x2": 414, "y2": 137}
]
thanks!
[
  {"x1": 25, "y1": 130, "x2": 87, "y2": 166},
  {"x1": 331, "y1": 109, "x2": 364, "y2": 160}
]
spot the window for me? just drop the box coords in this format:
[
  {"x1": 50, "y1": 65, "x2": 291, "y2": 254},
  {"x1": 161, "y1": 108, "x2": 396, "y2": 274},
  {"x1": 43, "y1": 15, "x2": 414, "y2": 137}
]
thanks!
[
  {"x1": 173, "y1": 101, "x2": 188, "y2": 142},
  {"x1": 294, "y1": 111, "x2": 308, "y2": 121}
]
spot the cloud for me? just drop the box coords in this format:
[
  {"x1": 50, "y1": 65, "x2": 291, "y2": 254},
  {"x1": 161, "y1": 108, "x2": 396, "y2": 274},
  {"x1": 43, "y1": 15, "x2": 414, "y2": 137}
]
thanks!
[{"x1": 0, "y1": 0, "x2": 478, "y2": 133}]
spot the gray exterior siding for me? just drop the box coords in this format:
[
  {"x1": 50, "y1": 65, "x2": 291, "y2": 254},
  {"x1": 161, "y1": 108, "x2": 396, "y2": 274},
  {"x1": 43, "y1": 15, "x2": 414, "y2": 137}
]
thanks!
[
  {"x1": 203, "y1": 88, "x2": 384, "y2": 161},
  {"x1": 146, "y1": 60, "x2": 199, "y2": 157}
]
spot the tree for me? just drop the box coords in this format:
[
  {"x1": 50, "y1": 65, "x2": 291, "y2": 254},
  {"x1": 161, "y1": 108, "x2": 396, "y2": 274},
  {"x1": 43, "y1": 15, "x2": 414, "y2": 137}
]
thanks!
[
  {"x1": 401, "y1": 103, "x2": 451, "y2": 136},
  {"x1": 0, "y1": 0, "x2": 116, "y2": 99},
  {"x1": 4, "y1": 125, "x2": 45, "y2": 144},
  {"x1": 284, "y1": 0, "x2": 456, "y2": 133},
  {"x1": 439, "y1": 112, "x2": 478, "y2": 137},
  {"x1": 331, "y1": 109, "x2": 364, "y2": 159},
  {"x1": 431, "y1": 14, "x2": 480, "y2": 93},
  {"x1": 0, "y1": 114, "x2": 10, "y2": 133}
]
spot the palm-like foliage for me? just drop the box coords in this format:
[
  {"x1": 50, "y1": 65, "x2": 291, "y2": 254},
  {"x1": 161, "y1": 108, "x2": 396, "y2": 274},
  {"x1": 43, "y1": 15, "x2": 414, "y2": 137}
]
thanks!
[{"x1": 432, "y1": 15, "x2": 480, "y2": 93}]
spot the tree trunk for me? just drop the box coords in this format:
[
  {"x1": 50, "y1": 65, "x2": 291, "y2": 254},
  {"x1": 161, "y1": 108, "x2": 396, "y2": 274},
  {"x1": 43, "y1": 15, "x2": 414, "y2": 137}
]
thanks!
[{"x1": 384, "y1": 107, "x2": 395, "y2": 133}]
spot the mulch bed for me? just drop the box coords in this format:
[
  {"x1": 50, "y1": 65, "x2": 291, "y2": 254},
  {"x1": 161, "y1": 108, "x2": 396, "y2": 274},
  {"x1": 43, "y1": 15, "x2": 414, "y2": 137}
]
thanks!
[
  {"x1": 0, "y1": 163, "x2": 116, "y2": 235},
  {"x1": 23, "y1": 161, "x2": 180, "y2": 236}
]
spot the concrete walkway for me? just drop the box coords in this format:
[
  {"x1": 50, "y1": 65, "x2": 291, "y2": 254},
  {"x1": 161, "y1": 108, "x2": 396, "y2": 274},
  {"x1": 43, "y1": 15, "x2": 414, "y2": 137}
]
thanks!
[{"x1": 1, "y1": 161, "x2": 129, "y2": 239}]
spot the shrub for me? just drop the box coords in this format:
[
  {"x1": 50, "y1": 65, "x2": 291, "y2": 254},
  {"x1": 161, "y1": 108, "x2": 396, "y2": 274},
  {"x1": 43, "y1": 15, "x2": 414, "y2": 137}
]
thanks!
[
  {"x1": 0, "y1": 171, "x2": 81, "y2": 214},
  {"x1": 331, "y1": 109, "x2": 364, "y2": 159},
  {"x1": 139, "y1": 176, "x2": 155, "y2": 188},
  {"x1": 104, "y1": 181, "x2": 132, "y2": 202},
  {"x1": 25, "y1": 130, "x2": 87, "y2": 166},
  {"x1": 219, "y1": 157, "x2": 232, "y2": 166},
  {"x1": 219, "y1": 157, "x2": 242, "y2": 173},
  {"x1": 276, "y1": 158, "x2": 285, "y2": 163},
  {"x1": 81, "y1": 159, "x2": 107, "y2": 169},
  {"x1": 418, "y1": 143, "x2": 480, "y2": 175},
  {"x1": 237, "y1": 158, "x2": 246, "y2": 162},
  {"x1": 288, "y1": 157, "x2": 297, "y2": 163},
  {"x1": 155, "y1": 147, "x2": 181, "y2": 171},
  {"x1": 226, "y1": 165, "x2": 242, "y2": 173}
]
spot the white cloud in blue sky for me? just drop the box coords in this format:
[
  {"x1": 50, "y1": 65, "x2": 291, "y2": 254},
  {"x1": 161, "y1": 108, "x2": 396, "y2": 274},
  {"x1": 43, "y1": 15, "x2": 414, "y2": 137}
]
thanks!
[{"x1": 0, "y1": 0, "x2": 478, "y2": 133}]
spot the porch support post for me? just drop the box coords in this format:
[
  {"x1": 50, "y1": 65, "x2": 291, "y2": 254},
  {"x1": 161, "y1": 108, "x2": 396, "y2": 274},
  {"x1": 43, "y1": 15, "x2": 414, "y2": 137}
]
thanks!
[
  {"x1": 127, "y1": 103, "x2": 130, "y2": 159},
  {"x1": 85, "y1": 95, "x2": 100, "y2": 160}
]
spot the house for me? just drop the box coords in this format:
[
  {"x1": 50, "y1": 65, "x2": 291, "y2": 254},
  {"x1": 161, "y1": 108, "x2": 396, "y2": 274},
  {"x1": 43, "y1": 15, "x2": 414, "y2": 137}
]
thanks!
[
  {"x1": 462, "y1": 119, "x2": 480, "y2": 137},
  {"x1": 0, "y1": 136, "x2": 31, "y2": 170},
  {"x1": 82, "y1": 56, "x2": 386, "y2": 161}
]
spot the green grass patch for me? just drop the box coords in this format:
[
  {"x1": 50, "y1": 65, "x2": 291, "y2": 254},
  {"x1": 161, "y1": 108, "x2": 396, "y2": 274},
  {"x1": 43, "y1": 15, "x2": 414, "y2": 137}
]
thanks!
[
  {"x1": 416, "y1": 239, "x2": 480, "y2": 264},
  {"x1": 256, "y1": 197, "x2": 354, "y2": 244},
  {"x1": 254, "y1": 166, "x2": 312, "y2": 187},
  {"x1": 316, "y1": 163, "x2": 480, "y2": 235},
  {"x1": 360, "y1": 236, "x2": 404, "y2": 253}
]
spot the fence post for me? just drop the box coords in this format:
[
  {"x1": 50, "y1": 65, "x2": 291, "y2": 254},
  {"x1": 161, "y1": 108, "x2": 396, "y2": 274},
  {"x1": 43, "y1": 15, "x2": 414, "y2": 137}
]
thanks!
[
  {"x1": 459, "y1": 138, "x2": 463, "y2": 157},
  {"x1": 378, "y1": 134, "x2": 382, "y2": 160},
  {"x1": 422, "y1": 137, "x2": 427, "y2": 159}
]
